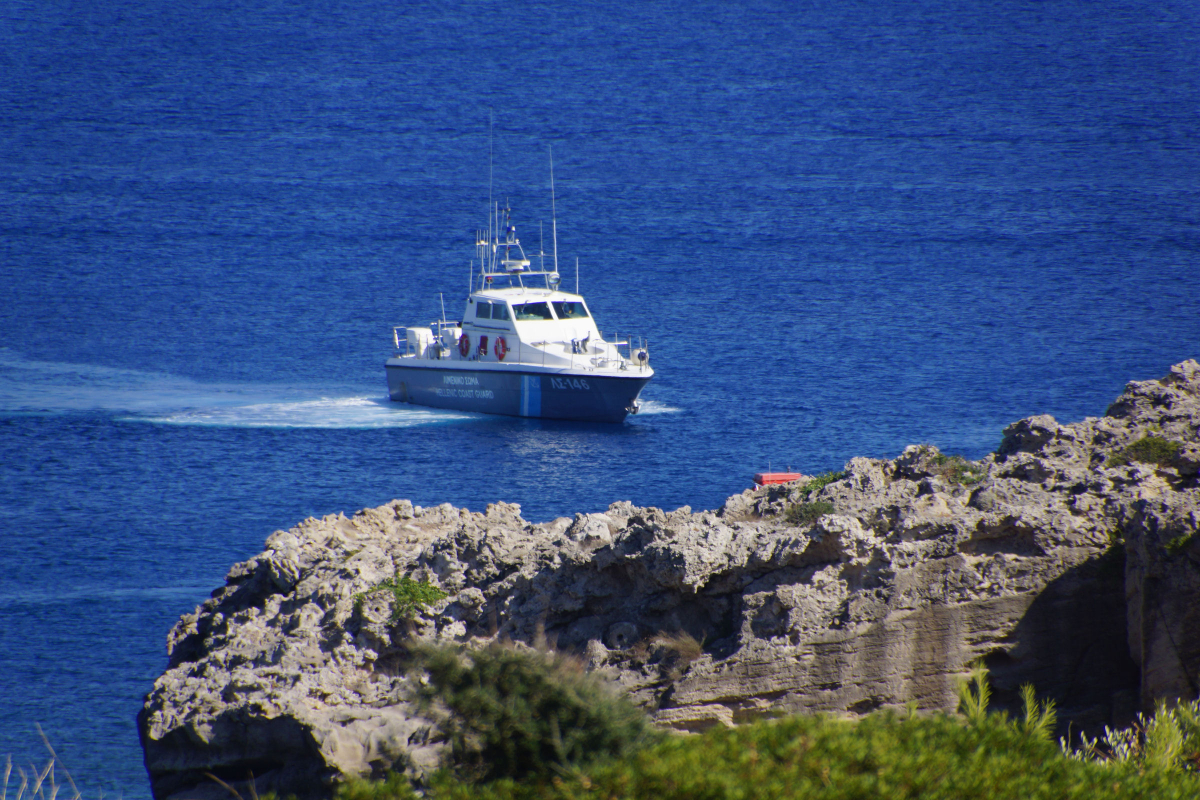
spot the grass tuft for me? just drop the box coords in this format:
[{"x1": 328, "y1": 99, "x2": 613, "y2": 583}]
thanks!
[
  {"x1": 785, "y1": 501, "x2": 835, "y2": 527},
  {"x1": 3, "y1": 727, "x2": 83, "y2": 800},
  {"x1": 1106, "y1": 435, "x2": 1183, "y2": 468},
  {"x1": 782, "y1": 471, "x2": 846, "y2": 525},
  {"x1": 651, "y1": 631, "x2": 705, "y2": 681},
  {"x1": 931, "y1": 453, "x2": 986, "y2": 485},
  {"x1": 796, "y1": 471, "x2": 847, "y2": 499}
]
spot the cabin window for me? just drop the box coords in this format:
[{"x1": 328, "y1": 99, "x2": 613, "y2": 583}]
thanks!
[
  {"x1": 513, "y1": 301, "x2": 553, "y2": 321},
  {"x1": 492, "y1": 303, "x2": 510, "y2": 321},
  {"x1": 476, "y1": 302, "x2": 492, "y2": 319},
  {"x1": 552, "y1": 301, "x2": 589, "y2": 320}
]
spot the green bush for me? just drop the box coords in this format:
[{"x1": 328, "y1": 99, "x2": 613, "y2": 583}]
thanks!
[
  {"x1": 1106, "y1": 435, "x2": 1183, "y2": 468},
  {"x1": 400, "y1": 710, "x2": 1200, "y2": 800},
  {"x1": 931, "y1": 453, "x2": 986, "y2": 485},
  {"x1": 354, "y1": 573, "x2": 449, "y2": 622},
  {"x1": 337, "y1": 772, "x2": 420, "y2": 800},
  {"x1": 781, "y1": 472, "x2": 846, "y2": 524},
  {"x1": 1070, "y1": 698, "x2": 1200, "y2": 772},
  {"x1": 796, "y1": 471, "x2": 847, "y2": 499},
  {"x1": 407, "y1": 642, "x2": 659, "y2": 782},
  {"x1": 341, "y1": 658, "x2": 1200, "y2": 800},
  {"x1": 785, "y1": 501, "x2": 835, "y2": 527}
]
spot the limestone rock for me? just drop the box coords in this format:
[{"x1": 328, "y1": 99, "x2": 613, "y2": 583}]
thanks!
[{"x1": 140, "y1": 361, "x2": 1200, "y2": 799}]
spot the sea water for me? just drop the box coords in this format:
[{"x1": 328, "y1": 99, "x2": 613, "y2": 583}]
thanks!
[{"x1": 2, "y1": 0, "x2": 1198, "y2": 795}]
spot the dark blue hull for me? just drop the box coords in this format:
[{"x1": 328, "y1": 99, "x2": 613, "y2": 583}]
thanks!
[{"x1": 385, "y1": 361, "x2": 651, "y2": 423}]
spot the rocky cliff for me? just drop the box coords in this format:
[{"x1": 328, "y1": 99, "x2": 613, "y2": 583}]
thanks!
[{"x1": 139, "y1": 361, "x2": 1200, "y2": 799}]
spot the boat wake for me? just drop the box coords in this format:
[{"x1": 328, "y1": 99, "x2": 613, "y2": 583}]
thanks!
[
  {"x1": 0, "y1": 349, "x2": 474, "y2": 429},
  {"x1": 636, "y1": 400, "x2": 681, "y2": 415},
  {"x1": 141, "y1": 396, "x2": 474, "y2": 429}
]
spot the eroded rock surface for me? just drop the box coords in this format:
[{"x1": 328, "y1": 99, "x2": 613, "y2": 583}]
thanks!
[{"x1": 140, "y1": 361, "x2": 1200, "y2": 799}]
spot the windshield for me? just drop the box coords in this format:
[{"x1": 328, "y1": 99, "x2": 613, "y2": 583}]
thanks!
[
  {"x1": 513, "y1": 301, "x2": 554, "y2": 321},
  {"x1": 552, "y1": 301, "x2": 590, "y2": 319}
]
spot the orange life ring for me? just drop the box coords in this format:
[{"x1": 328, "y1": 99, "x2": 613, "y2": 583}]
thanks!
[
  {"x1": 458, "y1": 333, "x2": 470, "y2": 357},
  {"x1": 494, "y1": 337, "x2": 507, "y2": 361}
]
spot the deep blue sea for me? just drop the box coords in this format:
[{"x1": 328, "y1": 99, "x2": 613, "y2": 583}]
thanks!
[{"x1": 2, "y1": 0, "x2": 1198, "y2": 795}]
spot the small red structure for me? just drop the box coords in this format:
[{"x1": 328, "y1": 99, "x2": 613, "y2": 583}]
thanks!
[{"x1": 753, "y1": 472, "x2": 806, "y2": 487}]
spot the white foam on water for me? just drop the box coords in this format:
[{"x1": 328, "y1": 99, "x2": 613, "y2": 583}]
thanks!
[
  {"x1": 0, "y1": 349, "x2": 475, "y2": 429},
  {"x1": 141, "y1": 395, "x2": 475, "y2": 429},
  {"x1": 636, "y1": 399, "x2": 682, "y2": 415},
  {"x1": 0, "y1": 584, "x2": 216, "y2": 609}
]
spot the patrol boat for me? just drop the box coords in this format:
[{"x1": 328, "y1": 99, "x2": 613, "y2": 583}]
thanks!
[{"x1": 385, "y1": 203, "x2": 653, "y2": 423}]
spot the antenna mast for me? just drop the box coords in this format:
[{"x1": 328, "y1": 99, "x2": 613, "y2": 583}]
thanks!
[
  {"x1": 487, "y1": 111, "x2": 494, "y2": 283},
  {"x1": 549, "y1": 146, "x2": 559, "y2": 274}
]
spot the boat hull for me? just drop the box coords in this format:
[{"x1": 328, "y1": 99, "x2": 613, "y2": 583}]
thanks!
[{"x1": 385, "y1": 361, "x2": 651, "y2": 423}]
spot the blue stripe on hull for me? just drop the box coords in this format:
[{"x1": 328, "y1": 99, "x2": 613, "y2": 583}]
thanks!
[
  {"x1": 386, "y1": 363, "x2": 649, "y2": 423},
  {"x1": 520, "y1": 375, "x2": 541, "y2": 417}
]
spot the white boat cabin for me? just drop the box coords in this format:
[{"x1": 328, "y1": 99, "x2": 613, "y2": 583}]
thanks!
[{"x1": 393, "y1": 203, "x2": 649, "y2": 374}]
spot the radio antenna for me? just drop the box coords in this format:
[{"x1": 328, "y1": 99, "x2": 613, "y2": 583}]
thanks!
[
  {"x1": 488, "y1": 111, "x2": 494, "y2": 278},
  {"x1": 575, "y1": 257, "x2": 579, "y2": 294},
  {"x1": 549, "y1": 146, "x2": 559, "y2": 274}
]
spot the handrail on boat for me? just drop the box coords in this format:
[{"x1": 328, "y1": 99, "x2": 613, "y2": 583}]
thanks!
[{"x1": 392, "y1": 325, "x2": 648, "y2": 370}]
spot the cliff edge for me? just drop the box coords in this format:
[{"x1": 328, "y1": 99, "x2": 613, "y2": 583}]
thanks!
[{"x1": 139, "y1": 361, "x2": 1200, "y2": 799}]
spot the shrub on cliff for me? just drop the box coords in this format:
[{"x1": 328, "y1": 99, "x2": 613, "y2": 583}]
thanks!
[
  {"x1": 785, "y1": 501, "x2": 835, "y2": 527},
  {"x1": 341, "y1": 707, "x2": 1200, "y2": 799},
  {"x1": 354, "y1": 573, "x2": 449, "y2": 622},
  {"x1": 796, "y1": 471, "x2": 846, "y2": 498},
  {"x1": 406, "y1": 642, "x2": 659, "y2": 782},
  {"x1": 931, "y1": 453, "x2": 986, "y2": 486},
  {"x1": 339, "y1": 661, "x2": 1200, "y2": 798},
  {"x1": 1106, "y1": 435, "x2": 1183, "y2": 468},
  {"x1": 1068, "y1": 698, "x2": 1200, "y2": 772}
]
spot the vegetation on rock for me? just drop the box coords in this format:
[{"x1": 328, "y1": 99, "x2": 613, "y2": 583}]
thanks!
[
  {"x1": 331, "y1": 657, "x2": 1200, "y2": 800},
  {"x1": 1165, "y1": 531, "x2": 1198, "y2": 557},
  {"x1": 930, "y1": 452, "x2": 986, "y2": 485},
  {"x1": 785, "y1": 501, "x2": 835, "y2": 527},
  {"x1": 796, "y1": 471, "x2": 846, "y2": 498},
  {"x1": 1106, "y1": 435, "x2": 1183, "y2": 468},
  {"x1": 783, "y1": 471, "x2": 845, "y2": 525},
  {"x1": 405, "y1": 642, "x2": 659, "y2": 782},
  {"x1": 337, "y1": 708, "x2": 1200, "y2": 800},
  {"x1": 354, "y1": 573, "x2": 449, "y2": 622},
  {"x1": 1069, "y1": 698, "x2": 1200, "y2": 772}
]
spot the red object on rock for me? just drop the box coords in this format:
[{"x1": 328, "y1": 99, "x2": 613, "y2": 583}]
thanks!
[{"x1": 753, "y1": 472, "x2": 805, "y2": 487}]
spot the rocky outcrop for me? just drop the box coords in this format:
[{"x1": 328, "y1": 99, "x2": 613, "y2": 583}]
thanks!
[{"x1": 139, "y1": 361, "x2": 1200, "y2": 799}]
